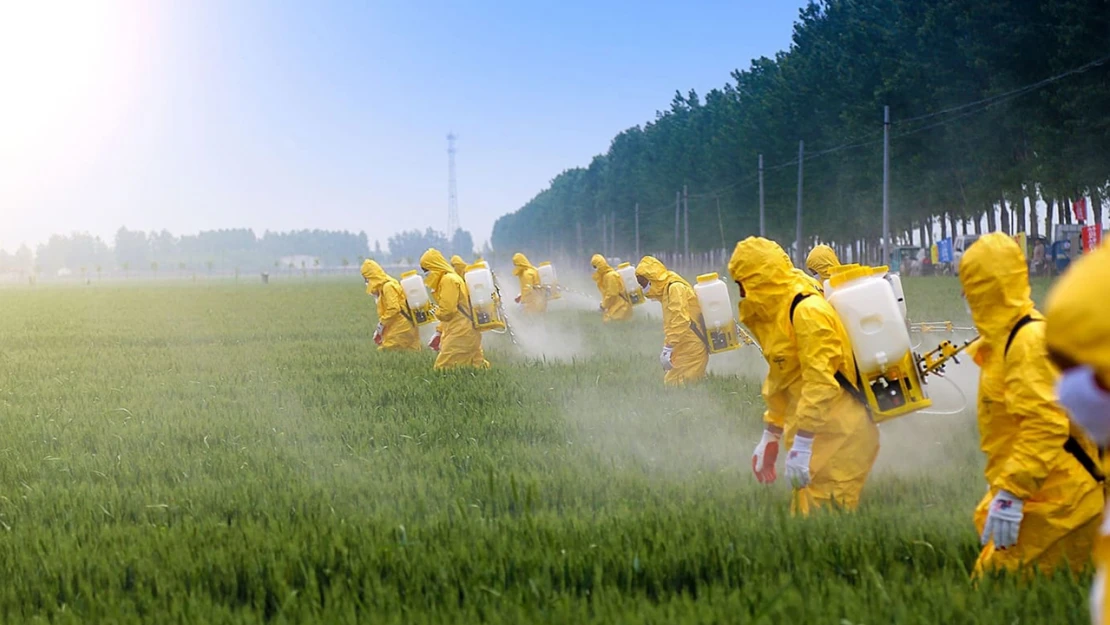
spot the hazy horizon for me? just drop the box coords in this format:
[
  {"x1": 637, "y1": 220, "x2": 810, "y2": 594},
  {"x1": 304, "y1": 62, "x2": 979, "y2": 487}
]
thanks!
[{"x1": 1, "y1": 0, "x2": 807, "y2": 254}]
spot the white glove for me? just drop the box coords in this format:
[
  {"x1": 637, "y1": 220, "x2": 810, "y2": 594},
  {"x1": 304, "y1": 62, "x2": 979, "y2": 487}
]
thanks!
[
  {"x1": 981, "y1": 489, "x2": 1024, "y2": 549},
  {"x1": 660, "y1": 345, "x2": 674, "y2": 371},
  {"x1": 751, "y1": 429, "x2": 781, "y2": 484},
  {"x1": 784, "y1": 435, "x2": 813, "y2": 487}
]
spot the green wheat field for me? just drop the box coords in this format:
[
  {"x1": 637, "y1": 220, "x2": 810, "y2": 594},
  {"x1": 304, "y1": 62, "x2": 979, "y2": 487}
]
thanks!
[{"x1": 0, "y1": 276, "x2": 1085, "y2": 624}]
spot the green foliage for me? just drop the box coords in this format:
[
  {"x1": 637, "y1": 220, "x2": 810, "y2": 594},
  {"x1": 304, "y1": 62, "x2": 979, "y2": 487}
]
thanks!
[
  {"x1": 0, "y1": 277, "x2": 1086, "y2": 623},
  {"x1": 492, "y1": 0, "x2": 1110, "y2": 257}
]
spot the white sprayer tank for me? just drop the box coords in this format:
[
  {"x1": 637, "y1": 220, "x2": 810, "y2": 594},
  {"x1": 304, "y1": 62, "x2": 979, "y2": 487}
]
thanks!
[
  {"x1": 883, "y1": 272, "x2": 908, "y2": 319},
  {"x1": 400, "y1": 271, "x2": 435, "y2": 326},
  {"x1": 694, "y1": 274, "x2": 732, "y2": 334},
  {"x1": 464, "y1": 265, "x2": 495, "y2": 308},
  {"x1": 827, "y1": 268, "x2": 912, "y2": 374},
  {"x1": 694, "y1": 273, "x2": 740, "y2": 353},
  {"x1": 617, "y1": 263, "x2": 644, "y2": 305},
  {"x1": 537, "y1": 262, "x2": 557, "y2": 286}
]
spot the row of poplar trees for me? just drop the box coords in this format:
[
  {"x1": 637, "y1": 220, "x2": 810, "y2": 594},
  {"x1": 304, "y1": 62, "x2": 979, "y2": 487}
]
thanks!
[{"x1": 491, "y1": 0, "x2": 1110, "y2": 262}]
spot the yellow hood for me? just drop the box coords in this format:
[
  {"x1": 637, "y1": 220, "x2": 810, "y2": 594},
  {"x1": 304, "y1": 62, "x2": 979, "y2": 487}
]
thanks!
[
  {"x1": 635, "y1": 256, "x2": 687, "y2": 300},
  {"x1": 361, "y1": 259, "x2": 390, "y2": 295},
  {"x1": 450, "y1": 255, "x2": 468, "y2": 276},
  {"x1": 1046, "y1": 243, "x2": 1110, "y2": 379},
  {"x1": 591, "y1": 253, "x2": 612, "y2": 288},
  {"x1": 419, "y1": 248, "x2": 454, "y2": 292},
  {"x1": 806, "y1": 244, "x2": 840, "y2": 281},
  {"x1": 958, "y1": 232, "x2": 1036, "y2": 344},
  {"x1": 728, "y1": 237, "x2": 817, "y2": 323},
  {"x1": 512, "y1": 253, "x2": 534, "y2": 277}
]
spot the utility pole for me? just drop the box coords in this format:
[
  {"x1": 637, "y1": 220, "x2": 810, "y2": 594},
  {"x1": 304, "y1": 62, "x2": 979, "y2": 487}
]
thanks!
[
  {"x1": 610, "y1": 212, "x2": 616, "y2": 259},
  {"x1": 674, "y1": 191, "x2": 680, "y2": 254},
  {"x1": 447, "y1": 133, "x2": 459, "y2": 234},
  {"x1": 683, "y1": 184, "x2": 689, "y2": 262},
  {"x1": 758, "y1": 154, "x2": 765, "y2": 237},
  {"x1": 716, "y1": 195, "x2": 726, "y2": 250},
  {"x1": 634, "y1": 203, "x2": 640, "y2": 260},
  {"x1": 795, "y1": 140, "x2": 804, "y2": 267},
  {"x1": 601, "y1": 214, "x2": 608, "y2": 257},
  {"x1": 882, "y1": 105, "x2": 891, "y2": 267}
]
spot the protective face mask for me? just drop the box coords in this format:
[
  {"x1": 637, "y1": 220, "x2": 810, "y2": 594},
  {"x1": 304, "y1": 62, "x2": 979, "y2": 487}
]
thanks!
[{"x1": 1056, "y1": 366, "x2": 1110, "y2": 446}]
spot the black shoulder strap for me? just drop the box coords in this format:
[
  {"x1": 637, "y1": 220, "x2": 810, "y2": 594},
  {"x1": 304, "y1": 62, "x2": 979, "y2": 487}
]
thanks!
[
  {"x1": 1004, "y1": 315, "x2": 1039, "y2": 357},
  {"x1": 788, "y1": 291, "x2": 868, "y2": 411},
  {"x1": 1064, "y1": 437, "x2": 1106, "y2": 483},
  {"x1": 789, "y1": 293, "x2": 812, "y2": 324},
  {"x1": 1000, "y1": 314, "x2": 1102, "y2": 482},
  {"x1": 667, "y1": 281, "x2": 710, "y2": 349}
]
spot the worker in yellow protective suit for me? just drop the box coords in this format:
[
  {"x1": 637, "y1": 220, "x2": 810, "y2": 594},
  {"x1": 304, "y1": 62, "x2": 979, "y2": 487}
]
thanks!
[
  {"x1": 729, "y1": 237, "x2": 878, "y2": 515},
  {"x1": 450, "y1": 255, "x2": 469, "y2": 277},
  {"x1": 419, "y1": 249, "x2": 490, "y2": 370},
  {"x1": 360, "y1": 259, "x2": 421, "y2": 351},
  {"x1": 960, "y1": 232, "x2": 1102, "y2": 577},
  {"x1": 591, "y1": 254, "x2": 633, "y2": 322},
  {"x1": 512, "y1": 253, "x2": 547, "y2": 314},
  {"x1": 806, "y1": 244, "x2": 840, "y2": 282},
  {"x1": 1045, "y1": 243, "x2": 1110, "y2": 620},
  {"x1": 635, "y1": 256, "x2": 708, "y2": 386}
]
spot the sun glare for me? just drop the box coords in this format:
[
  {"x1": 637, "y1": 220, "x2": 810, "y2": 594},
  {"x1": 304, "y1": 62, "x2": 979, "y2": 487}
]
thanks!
[{"x1": 0, "y1": 1, "x2": 146, "y2": 181}]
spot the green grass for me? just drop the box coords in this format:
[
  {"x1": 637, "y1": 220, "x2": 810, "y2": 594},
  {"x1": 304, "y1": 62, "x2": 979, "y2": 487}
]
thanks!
[{"x1": 0, "y1": 277, "x2": 1089, "y2": 624}]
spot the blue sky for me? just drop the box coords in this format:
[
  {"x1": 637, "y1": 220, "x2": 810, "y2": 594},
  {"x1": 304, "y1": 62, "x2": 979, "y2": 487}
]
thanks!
[{"x1": 0, "y1": 0, "x2": 808, "y2": 253}]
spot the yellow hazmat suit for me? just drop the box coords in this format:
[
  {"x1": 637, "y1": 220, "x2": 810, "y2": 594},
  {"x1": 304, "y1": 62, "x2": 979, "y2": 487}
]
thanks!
[
  {"x1": 1046, "y1": 243, "x2": 1110, "y2": 624},
  {"x1": 511, "y1": 253, "x2": 547, "y2": 314},
  {"x1": 806, "y1": 244, "x2": 840, "y2": 282},
  {"x1": 960, "y1": 232, "x2": 1102, "y2": 576},
  {"x1": 450, "y1": 255, "x2": 469, "y2": 277},
  {"x1": 635, "y1": 256, "x2": 708, "y2": 386},
  {"x1": 728, "y1": 237, "x2": 879, "y2": 514},
  {"x1": 360, "y1": 260, "x2": 421, "y2": 352},
  {"x1": 419, "y1": 249, "x2": 490, "y2": 370},
  {"x1": 591, "y1": 254, "x2": 633, "y2": 322}
]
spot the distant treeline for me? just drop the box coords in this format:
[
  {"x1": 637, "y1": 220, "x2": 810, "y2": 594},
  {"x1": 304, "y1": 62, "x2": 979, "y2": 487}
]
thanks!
[
  {"x1": 492, "y1": 0, "x2": 1110, "y2": 260},
  {"x1": 0, "y1": 226, "x2": 482, "y2": 276}
]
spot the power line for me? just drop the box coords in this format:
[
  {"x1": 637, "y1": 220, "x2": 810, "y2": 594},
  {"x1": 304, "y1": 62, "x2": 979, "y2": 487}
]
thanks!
[
  {"x1": 894, "y1": 52, "x2": 1110, "y2": 126},
  {"x1": 621, "y1": 51, "x2": 1110, "y2": 225}
]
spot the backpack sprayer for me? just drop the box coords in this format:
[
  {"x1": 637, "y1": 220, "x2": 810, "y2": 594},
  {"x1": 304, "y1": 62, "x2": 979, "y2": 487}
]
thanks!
[
  {"x1": 464, "y1": 262, "x2": 521, "y2": 346},
  {"x1": 537, "y1": 262, "x2": 561, "y2": 300},
  {"x1": 692, "y1": 272, "x2": 762, "y2": 355},
  {"x1": 824, "y1": 264, "x2": 976, "y2": 421},
  {"x1": 399, "y1": 270, "x2": 439, "y2": 348},
  {"x1": 617, "y1": 262, "x2": 647, "y2": 306}
]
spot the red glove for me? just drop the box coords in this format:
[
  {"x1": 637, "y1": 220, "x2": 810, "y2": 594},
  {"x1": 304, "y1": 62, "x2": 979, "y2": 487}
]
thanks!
[
  {"x1": 428, "y1": 332, "x2": 442, "y2": 352},
  {"x1": 514, "y1": 295, "x2": 522, "y2": 304},
  {"x1": 373, "y1": 323, "x2": 384, "y2": 345},
  {"x1": 751, "y1": 429, "x2": 781, "y2": 484}
]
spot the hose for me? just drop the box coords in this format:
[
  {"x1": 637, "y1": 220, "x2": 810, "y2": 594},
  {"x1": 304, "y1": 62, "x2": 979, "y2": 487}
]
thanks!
[{"x1": 918, "y1": 373, "x2": 970, "y2": 415}]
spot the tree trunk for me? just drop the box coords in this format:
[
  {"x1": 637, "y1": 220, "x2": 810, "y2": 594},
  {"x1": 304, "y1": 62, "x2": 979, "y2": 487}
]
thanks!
[
  {"x1": 1063, "y1": 198, "x2": 1072, "y2": 225},
  {"x1": 1045, "y1": 198, "x2": 1054, "y2": 240},
  {"x1": 940, "y1": 212, "x2": 949, "y2": 240},
  {"x1": 1093, "y1": 187, "x2": 1104, "y2": 230},
  {"x1": 1027, "y1": 185, "x2": 1039, "y2": 239},
  {"x1": 986, "y1": 204, "x2": 996, "y2": 233},
  {"x1": 973, "y1": 213, "x2": 982, "y2": 235},
  {"x1": 999, "y1": 196, "x2": 1011, "y2": 234},
  {"x1": 1014, "y1": 191, "x2": 1026, "y2": 233}
]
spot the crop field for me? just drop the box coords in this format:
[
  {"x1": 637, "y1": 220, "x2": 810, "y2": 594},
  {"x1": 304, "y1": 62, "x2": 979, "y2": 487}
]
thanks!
[{"x1": 0, "y1": 276, "x2": 1086, "y2": 624}]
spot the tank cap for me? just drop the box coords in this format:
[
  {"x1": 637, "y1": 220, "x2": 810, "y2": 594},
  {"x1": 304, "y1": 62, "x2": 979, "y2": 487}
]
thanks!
[
  {"x1": 829, "y1": 265, "x2": 886, "y2": 288},
  {"x1": 401, "y1": 270, "x2": 418, "y2": 278},
  {"x1": 465, "y1": 263, "x2": 487, "y2": 272},
  {"x1": 696, "y1": 272, "x2": 720, "y2": 283},
  {"x1": 539, "y1": 261, "x2": 551, "y2": 267},
  {"x1": 617, "y1": 262, "x2": 631, "y2": 269}
]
